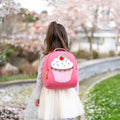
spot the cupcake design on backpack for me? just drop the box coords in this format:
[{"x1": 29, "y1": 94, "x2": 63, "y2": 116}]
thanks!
[
  {"x1": 51, "y1": 55, "x2": 73, "y2": 83},
  {"x1": 51, "y1": 55, "x2": 73, "y2": 70}
]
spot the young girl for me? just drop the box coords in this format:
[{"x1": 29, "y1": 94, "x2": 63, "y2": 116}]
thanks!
[{"x1": 24, "y1": 21, "x2": 85, "y2": 120}]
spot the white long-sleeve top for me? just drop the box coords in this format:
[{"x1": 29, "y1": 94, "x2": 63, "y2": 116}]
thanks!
[{"x1": 34, "y1": 54, "x2": 80, "y2": 99}]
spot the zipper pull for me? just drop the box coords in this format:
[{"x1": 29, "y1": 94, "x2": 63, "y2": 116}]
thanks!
[{"x1": 46, "y1": 72, "x2": 48, "y2": 80}]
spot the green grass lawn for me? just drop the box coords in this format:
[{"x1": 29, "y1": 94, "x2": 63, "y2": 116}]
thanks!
[
  {"x1": 84, "y1": 74, "x2": 120, "y2": 120},
  {"x1": 0, "y1": 73, "x2": 37, "y2": 82}
]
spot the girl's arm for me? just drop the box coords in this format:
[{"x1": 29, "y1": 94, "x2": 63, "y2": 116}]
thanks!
[
  {"x1": 75, "y1": 80, "x2": 79, "y2": 95},
  {"x1": 75, "y1": 64, "x2": 79, "y2": 95},
  {"x1": 34, "y1": 54, "x2": 46, "y2": 100}
]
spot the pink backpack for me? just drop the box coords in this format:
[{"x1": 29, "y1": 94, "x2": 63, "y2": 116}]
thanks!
[{"x1": 42, "y1": 48, "x2": 78, "y2": 89}]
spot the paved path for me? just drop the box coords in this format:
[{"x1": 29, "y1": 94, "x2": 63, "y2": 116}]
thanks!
[
  {"x1": 1, "y1": 70, "x2": 120, "y2": 120},
  {"x1": 79, "y1": 70, "x2": 120, "y2": 120}
]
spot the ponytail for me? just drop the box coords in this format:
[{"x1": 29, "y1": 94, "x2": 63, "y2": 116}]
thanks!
[{"x1": 53, "y1": 21, "x2": 66, "y2": 49}]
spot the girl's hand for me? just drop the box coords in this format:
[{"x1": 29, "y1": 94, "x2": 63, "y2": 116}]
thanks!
[{"x1": 35, "y1": 99, "x2": 40, "y2": 107}]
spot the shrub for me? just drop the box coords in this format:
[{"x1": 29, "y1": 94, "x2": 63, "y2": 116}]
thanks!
[
  {"x1": 2, "y1": 43, "x2": 16, "y2": 58},
  {"x1": 18, "y1": 66, "x2": 25, "y2": 73},
  {"x1": 0, "y1": 50, "x2": 9, "y2": 66},
  {"x1": 15, "y1": 46, "x2": 24, "y2": 57},
  {"x1": 24, "y1": 51, "x2": 39, "y2": 62},
  {"x1": 109, "y1": 50, "x2": 116, "y2": 57},
  {"x1": 93, "y1": 50, "x2": 99, "y2": 59},
  {"x1": 23, "y1": 63, "x2": 37, "y2": 75},
  {"x1": 2, "y1": 42, "x2": 39, "y2": 62},
  {"x1": 73, "y1": 49, "x2": 91, "y2": 59},
  {"x1": 1, "y1": 43, "x2": 25, "y2": 64},
  {"x1": 99, "y1": 53, "x2": 108, "y2": 58},
  {"x1": 118, "y1": 51, "x2": 120, "y2": 56}
]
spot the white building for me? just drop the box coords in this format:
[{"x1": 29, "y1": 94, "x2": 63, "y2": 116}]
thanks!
[{"x1": 71, "y1": 30, "x2": 120, "y2": 54}]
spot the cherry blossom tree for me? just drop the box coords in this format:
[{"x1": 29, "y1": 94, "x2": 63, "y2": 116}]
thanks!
[
  {"x1": 0, "y1": 11, "x2": 48, "y2": 55},
  {"x1": 1, "y1": 0, "x2": 120, "y2": 59},
  {"x1": 47, "y1": 0, "x2": 120, "y2": 59},
  {"x1": 110, "y1": 0, "x2": 120, "y2": 34},
  {"x1": 0, "y1": 0, "x2": 20, "y2": 36}
]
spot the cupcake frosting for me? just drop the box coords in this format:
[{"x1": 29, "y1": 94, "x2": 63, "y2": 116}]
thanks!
[{"x1": 51, "y1": 55, "x2": 73, "y2": 70}]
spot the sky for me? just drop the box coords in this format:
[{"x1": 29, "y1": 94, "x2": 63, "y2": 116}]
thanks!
[{"x1": 15, "y1": 0, "x2": 51, "y2": 14}]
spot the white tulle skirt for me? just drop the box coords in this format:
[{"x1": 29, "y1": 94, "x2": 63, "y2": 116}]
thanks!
[
  {"x1": 24, "y1": 86, "x2": 85, "y2": 120},
  {"x1": 38, "y1": 86, "x2": 85, "y2": 120}
]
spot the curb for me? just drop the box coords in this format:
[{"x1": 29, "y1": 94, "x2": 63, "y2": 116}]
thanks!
[{"x1": 0, "y1": 79, "x2": 36, "y2": 88}]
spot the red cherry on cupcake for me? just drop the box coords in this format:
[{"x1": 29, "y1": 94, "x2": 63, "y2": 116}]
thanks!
[{"x1": 60, "y1": 56, "x2": 64, "y2": 61}]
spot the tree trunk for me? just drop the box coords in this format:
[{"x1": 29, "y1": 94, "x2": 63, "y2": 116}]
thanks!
[
  {"x1": 2, "y1": 17, "x2": 5, "y2": 33},
  {"x1": 89, "y1": 38, "x2": 93, "y2": 59},
  {"x1": 81, "y1": 24, "x2": 93, "y2": 59},
  {"x1": 0, "y1": 66, "x2": 2, "y2": 80},
  {"x1": 81, "y1": 8, "x2": 98, "y2": 59}
]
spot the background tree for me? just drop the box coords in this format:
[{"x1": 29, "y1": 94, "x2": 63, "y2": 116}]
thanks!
[
  {"x1": 110, "y1": 0, "x2": 120, "y2": 34},
  {"x1": 48, "y1": 0, "x2": 119, "y2": 59},
  {"x1": 0, "y1": 0, "x2": 20, "y2": 37},
  {"x1": 19, "y1": 8, "x2": 39, "y2": 31}
]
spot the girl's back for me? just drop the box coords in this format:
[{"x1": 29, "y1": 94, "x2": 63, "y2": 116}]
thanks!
[{"x1": 24, "y1": 21, "x2": 85, "y2": 120}]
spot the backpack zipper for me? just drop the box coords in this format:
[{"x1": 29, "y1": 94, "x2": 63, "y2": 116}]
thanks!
[{"x1": 46, "y1": 72, "x2": 48, "y2": 80}]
